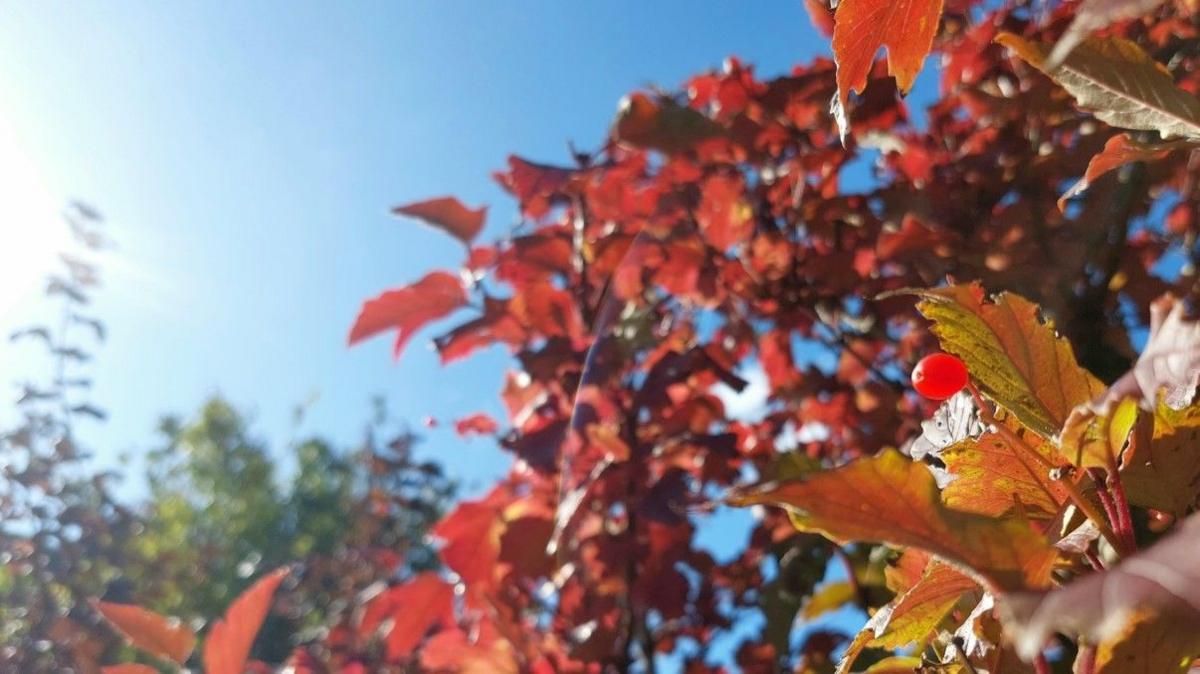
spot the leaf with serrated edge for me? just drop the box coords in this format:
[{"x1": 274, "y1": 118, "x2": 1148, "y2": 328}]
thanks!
[
  {"x1": 729, "y1": 449, "x2": 1057, "y2": 592},
  {"x1": 997, "y1": 32, "x2": 1200, "y2": 140},
  {"x1": 940, "y1": 427, "x2": 1070, "y2": 518},
  {"x1": 912, "y1": 283, "x2": 1105, "y2": 439}
]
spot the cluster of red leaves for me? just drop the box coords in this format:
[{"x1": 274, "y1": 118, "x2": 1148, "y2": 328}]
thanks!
[{"x1": 100, "y1": 0, "x2": 1200, "y2": 672}]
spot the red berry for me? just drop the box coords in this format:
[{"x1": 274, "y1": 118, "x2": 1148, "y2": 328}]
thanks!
[{"x1": 911, "y1": 353, "x2": 969, "y2": 401}]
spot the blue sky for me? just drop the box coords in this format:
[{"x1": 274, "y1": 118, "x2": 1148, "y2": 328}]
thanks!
[{"x1": 0, "y1": 1, "x2": 847, "y2": 496}]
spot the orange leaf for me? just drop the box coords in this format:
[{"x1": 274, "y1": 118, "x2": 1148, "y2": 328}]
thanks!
[
  {"x1": 202, "y1": 567, "x2": 288, "y2": 674},
  {"x1": 1059, "y1": 133, "x2": 1197, "y2": 209},
  {"x1": 393, "y1": 196, "x2": 486, "y2": 246},
  {"x1": 348, "y1": 271, "x2": 468, "y2": 359},
  {"x1": 453, "y1": 412, "x2": 499, "y2": 437},
  {"x1": 730, "y1": 449, "x2": 1057, "y2": 592},
  {"x1": 433, "y1": 494, "x2": 504, "y2": 585},
  {"x1": 940, "y1": 429, "x2": 1070, "y2": 518},
  {"x1": 92, "y1": 600, "x2": 195, "y2": 664},
  {"x1": 831, "y1": 0, "x2": 944, "y2": 127},
  {"x1": 358, "y1": 573, "x2": 455, "y2": 661},
  {"x1": 102, "y1": 665, "x2": 161, "y2": 674}
]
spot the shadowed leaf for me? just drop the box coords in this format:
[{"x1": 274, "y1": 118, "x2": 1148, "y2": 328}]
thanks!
[
  {"x1": 1059, "y1": 134, "x2": 1198, "y2": 209},
  {"x1": 1048, "y1": 0, "x2": 1166, "y2": 67}
]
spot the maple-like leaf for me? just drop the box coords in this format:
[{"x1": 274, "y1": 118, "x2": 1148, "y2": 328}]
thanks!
[
  {"x1": 1095, "y1": 294, "x2": 1200, "y2": 411},
  {"x1": 838, "y1": 560, "x2": 979, "y2": 673},
  {"x1": 939, "y1": 427, "x2": 1070, "y2": 518},
  {"x1": 997, "y1": 32, "x2": 1200, "y2": 140},
  {"x1": 1048, "y1": 0, "x2": 1166, "y2": 68},
  {"x1": 911, "y1": 283, "x2": 1105, "y2": 439},
  {"x1": 433, "y1": 494, "x2": 503, "y2": 585},
  {"x1": 348, "y1": 271, "x2": 468, "y2": 359},
  {"x1": 393, "y1": 196, "x2": 486, "y2": 246},
  {"x1": 202, "y1": 567, "x2": 289, "y2": 674},
  {"x1": 1000, "y1": 511, "x2": 1200, "y2": 672},
  {"x1": 92, "y1": 600, "x2": 195, "y2": 664},
  {"x1": 831, "y1": 0, "x2": 945, "y2": 137},
  {"x1": 1059, "y1": 133, "x2": 1198, "y2": 209},
  {"x1": 729, "y1": 449, "x2": 1058, "y2": 592}
]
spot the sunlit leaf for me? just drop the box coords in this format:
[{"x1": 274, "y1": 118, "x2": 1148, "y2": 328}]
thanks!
[
  {"x1": 831, "y1": 0, "x2": 945, "y2": 137},
  {"x1": 358, "y1": 574, "x2": 455, "y2": 661},
  {"x1": 202, "y1": 567, "x2": 289, "y2": 674},
  {"x1": 348, "y1": 271, "x2": 468, "y2": 359},
  {"x1": 729, "y1": 449, "x2": 1058, "y2": 592},
  {"x1": 911, "y1": 283, "x2": 1105, "y2": 439},
  {"x1": 393, "y1": 196, "x2": 487, "y2": 246},
  {"x1": 1059, "y1": 133, "x2": 1198, "y2": 209},
  {"x1": 940, "y1": 427, "x2": 1070, "y2": 518},
  {"x1": 1049, "y1": 0, "x2": 1166, "y2": 67},
  {"x1": 997, "y1": 32, "x2": 1200, "y2": 140},
  {"x1": 92, "y1": 601, "x2": 195, "y2": 664},
  {"x1": 1119, "y1": 397, "x2": 1200, "y2": 515}
]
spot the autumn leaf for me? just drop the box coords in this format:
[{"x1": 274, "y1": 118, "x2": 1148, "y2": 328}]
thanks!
[
  {"x1": 1048, "y1": 0, "x2": 1166, "y2": 68},
  {"x1": 729, "y1": 449, "x2": 1058, "y2": 592},
  {"x1": 202, "y1": 567, "x2": 289, "y2": 674},
  {"x1": 393, "y1": 196, "x2": 486, "y2": 246},
  {"x1": 453, "y1": 412, "x2": 499, "y2": 437},
  {"x1": 1119, "y1": 398, "x2": 1200, "y2": 515},
  {"x1": 910, "y1": 283, "x2": 1105, "y2": 439},
  {"x1": 1059, "y1": 133, "x2": 1198, "y2": 209},
  {"x1": 802, "y1": 581, "x2": 857, "y2": 620},
  {"x1": 348, "y1": 271, "x2": 468, "y2": 359},
  {"x1": 997, "y1": 32, "x2": 1200, "y2": 140},
  {"x1": 358, "y1": 574, "x2": 455, "y2": 661},
  {"x1": 939, "y1": 427, "x2": 1070, "y2": 518},
  {"x1": 838, "y1": 561, "x2": 979, "y2": 673},
  {"x1": 92, "y1": 600, "x2": 195, "y2": 664},
  {"x1": 433, "y1": 493, "x2": 504, "y2": 585},
  {"x1": 612, "y1": 92, "x2": 724, "y2": 154},
  {"x1": 1000, "y1": 511, "x2": 1200, "y2": 672},
  {"x1": 831, "y1": 0, "x2": 945, "y2": 137}
]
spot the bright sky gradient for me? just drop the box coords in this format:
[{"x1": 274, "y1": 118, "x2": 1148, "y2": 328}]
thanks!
[{"x1": 0, "y1": 1, "x2": 853, "y2": 494}]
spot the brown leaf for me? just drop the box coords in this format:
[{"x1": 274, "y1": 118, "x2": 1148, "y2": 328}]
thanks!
[
  {"x1": 912, "y1": 283, "x2": 1105, "y2": 439},
  {"x1": 202, "y1": 567, "x2": 289, "y2": 674},
  {"x1": 393, "y1": 196, "x2": 486, "y2": 246},
  {"x1": 92, "y1": 601, "x2": 195, "y2": 664},
  {"x1": 1059, "y1": 133, "x2": 1199, "y2": 209},
  {"x1": 729, "y1": 449, "x2": 1058, "y2": 592},
  {"x1": 997, "y1": 32, "x2": 1200, "y2": 140},
  {"x1": 348, "y1": 271, "x2": 468, "y2": 359},
  {"x1": 1000, "y1": 512, "x2": 1200, "y2": 671}
]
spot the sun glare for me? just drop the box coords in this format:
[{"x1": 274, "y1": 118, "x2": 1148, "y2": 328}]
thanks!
[{"x1": 0, "y1": 110, "x2": 69, "y2": 320}]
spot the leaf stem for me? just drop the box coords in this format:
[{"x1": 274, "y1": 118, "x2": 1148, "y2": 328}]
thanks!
[{"x1": 1034, "y1": 653, "x2": 1052, "y2": 674}]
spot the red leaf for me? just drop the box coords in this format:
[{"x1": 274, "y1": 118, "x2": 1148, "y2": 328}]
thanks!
[
  {"x1": 359, "y1": 574, "x2": 455, "y2": 661},
  {"x1": 433, "y1": 493, "x2": 504, "y2": 585},
  {"x1": 92, "y1": 600, "x2": 195, "y2": 664},
  {"x1": 1059, "y1": 134, "x2": 1197, "y2": 209},
  {"x1": 454, "y1": 412, "x2": 499, "y2": 437},
  {"x1": 202, "y1": 567, "x2": 289, "y2": 674},
  {"x1": 832, "y1": 0, "x2": 945, "y2": 130},
  {"x1": 348, "y1": 271, "x2": 468, "y2": 359},
  {"x1": 393, "y1": 196, "x2": 486, "y2": 246},
  {"x1": 102, "y1": 666, "x2": 160, "y2": 674}
]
